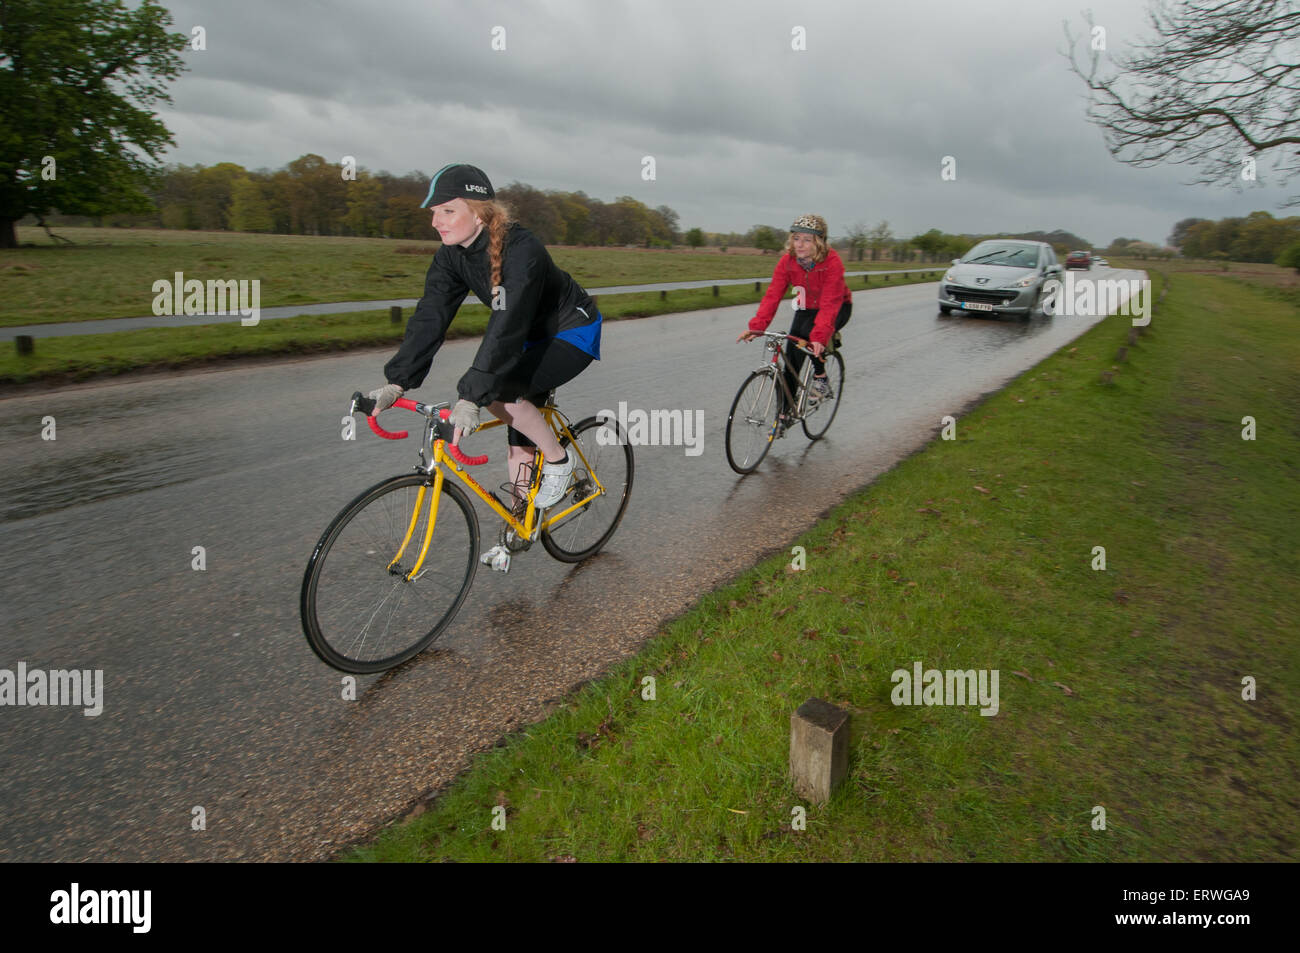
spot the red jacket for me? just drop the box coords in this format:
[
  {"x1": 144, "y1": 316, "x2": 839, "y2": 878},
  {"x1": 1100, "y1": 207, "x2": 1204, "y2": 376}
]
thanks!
[{"x1": 748, "y1": 249, "x2": 850, "y2": 345}]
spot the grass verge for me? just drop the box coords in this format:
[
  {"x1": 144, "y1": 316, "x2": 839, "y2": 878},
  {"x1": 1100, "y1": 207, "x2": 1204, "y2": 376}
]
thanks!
[
  {"x1": 346, "y1": 270, "x2": 1298, "y2": 861},
  {"x1": 1, "y1": 225, "x2": 938, "y2": 325},
  {"x1": 0, "y1": 274, "x2": 935, "y2": 386}
]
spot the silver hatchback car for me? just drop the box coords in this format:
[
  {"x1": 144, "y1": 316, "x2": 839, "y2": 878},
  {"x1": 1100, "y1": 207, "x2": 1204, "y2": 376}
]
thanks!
[{"x1": 938, "y1": 240, "x2": 1063, "y2": 318}]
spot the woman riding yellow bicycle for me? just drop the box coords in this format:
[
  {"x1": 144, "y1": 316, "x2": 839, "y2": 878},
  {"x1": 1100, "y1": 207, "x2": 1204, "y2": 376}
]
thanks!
[{"x1": 368, "y1": 163, "x2": 602, "y2": 523}]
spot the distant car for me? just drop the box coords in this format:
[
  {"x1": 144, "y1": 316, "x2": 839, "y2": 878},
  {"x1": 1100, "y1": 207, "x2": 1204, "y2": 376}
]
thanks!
[
  {"x1": 1094, "y1": 256, "x2": 1108, "y2": 266},
  {"x1": 938, "y1": 240, "x2": 1063, "y2": 318},
  {"x1": 1066, "y1": 250, "x2": 1091, "y2": 270}
]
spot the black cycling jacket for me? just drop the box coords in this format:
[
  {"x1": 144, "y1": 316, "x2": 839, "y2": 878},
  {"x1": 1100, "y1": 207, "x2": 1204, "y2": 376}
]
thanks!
[{"x1": 383, "y1": 224, "x2": 597, "y2": 405}]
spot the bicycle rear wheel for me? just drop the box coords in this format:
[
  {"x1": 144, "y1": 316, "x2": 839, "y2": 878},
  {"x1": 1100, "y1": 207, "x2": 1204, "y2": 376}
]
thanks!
[
  {"x1": 725, "y1": 369, "x2": 779, "y2": 473},
  {"x1": 801, "y1": 350, "x2": 845, "y2": 441},
  {"x1": 541, "y1": 415, "x2": 634, "y2": 562},
  {"x1": 301, "y1": 474, "x2": 478, "y2": 673}
]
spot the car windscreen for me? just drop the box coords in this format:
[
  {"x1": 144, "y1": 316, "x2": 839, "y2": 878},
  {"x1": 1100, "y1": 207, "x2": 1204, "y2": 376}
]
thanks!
[{"x1": 962, "y1": 244, "x2": 1040, "y2": 268}]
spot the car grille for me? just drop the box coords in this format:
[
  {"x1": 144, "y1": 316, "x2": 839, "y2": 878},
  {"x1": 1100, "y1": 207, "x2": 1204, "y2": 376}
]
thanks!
[{"x1": 945, "y1": 284, "x2": 1018, "y2": 305}]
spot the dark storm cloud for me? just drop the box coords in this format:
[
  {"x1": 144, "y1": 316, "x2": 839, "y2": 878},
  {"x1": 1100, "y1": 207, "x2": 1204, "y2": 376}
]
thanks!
[{"x1": 154, "y1": 0, "x2": 1295, "y2": 245}]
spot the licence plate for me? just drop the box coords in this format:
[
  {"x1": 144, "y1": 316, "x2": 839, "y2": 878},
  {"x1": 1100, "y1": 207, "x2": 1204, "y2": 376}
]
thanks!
[{"x1": 962, "y1": 301, "x2": 994, "y2": 312}]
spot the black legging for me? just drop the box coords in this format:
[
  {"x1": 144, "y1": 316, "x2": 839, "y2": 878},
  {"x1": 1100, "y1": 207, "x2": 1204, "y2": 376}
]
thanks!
[
  {"x1": 494, "y1": 337, "x2": 593, "y2": 447},
  {"x1": 782, "y1": 300, "x2": 851, "y2": 412}
]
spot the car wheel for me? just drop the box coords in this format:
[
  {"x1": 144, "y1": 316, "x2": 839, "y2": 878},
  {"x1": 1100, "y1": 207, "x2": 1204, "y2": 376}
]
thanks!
[{"x1": 939, "y1": 305, "x2": 952, "y2": 315}]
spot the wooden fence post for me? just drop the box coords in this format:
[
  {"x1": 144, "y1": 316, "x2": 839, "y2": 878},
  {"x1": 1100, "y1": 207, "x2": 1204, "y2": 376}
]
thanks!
[{"x1": 789, "y1": 698, "x2": 850, "y2": 805}]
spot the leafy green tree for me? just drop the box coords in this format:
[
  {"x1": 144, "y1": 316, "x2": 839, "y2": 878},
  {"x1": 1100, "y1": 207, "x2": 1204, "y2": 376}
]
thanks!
[
  {"x1": 497, "y1": 182, "x2": 563, "y2": 244},
  {"x1": 590, "y1": 197, "x2": 631, "y2": 245},
  {"x1": 287, "y1": 154, "x2": 348, "y2": 235},
  {"x1": 0, "y1": 0, "x2": 189, "y2": 246},
  {"x1": 941, "y1": 235, "x2": 969, "y2": 261},
  {"x1": 607, "y1": 196, "x2": 655, "y2": 245},
  {"x1": 343, "y1": 174, "x2": 384, "y2": 237},
  {"x1": 155, "y1": 164, "x2": 200, "y2": 230},
  {"x1": 551, "y1": 191, "x2": 592, "y2": 245},
  {"x1": 1204, "y1": 218, "x2": 1242, "y2": 258},
  {"x1": 1168, "y1": 217, "x2": 1210, "y2": 250},
  {"x1": 685, "y1": 227, "x2": 704, "y2": 248},
  {"x1": 191, "y1": 162, "x2": 245, "y2": 230},
  {"x1": 382, "y1": 195, "x2": 429, "y2": 240},
  {"x1": 1180, "y1": 222, "x2": 1217, "y2": 258},
  {"x1": 911, "y1": 228, "x2": 945, "y2": 262},
  {"x1": 750, "y1": 225, "x2": 784, "y2": 252},
  {"x1": 1229, "y1": 210, "x2": 1279, "y2": 262},
  {"x1": 228, "y1": 175, "x2": 273, "y2": 232},
  {"x1": 653, "y1": 204, "x2": 680, "y2": 244},
  {"x1": 1276, "y1": 239, "x2": 1300, "y2": 274}
]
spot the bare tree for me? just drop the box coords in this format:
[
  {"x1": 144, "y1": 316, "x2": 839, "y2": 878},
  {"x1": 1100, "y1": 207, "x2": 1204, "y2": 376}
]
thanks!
[
  {"x1": 844, "y1": 221, "x2": 868, "y2": 261},
  {"x1": 1065, "y1": 0, "x2": 1300, "y2": 205},
  {"x1": 867, "y1": 220, "x2": 894, "y2": 261}
]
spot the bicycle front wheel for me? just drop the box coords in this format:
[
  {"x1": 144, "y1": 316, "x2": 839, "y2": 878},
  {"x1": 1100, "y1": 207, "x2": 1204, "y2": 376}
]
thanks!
[
  {"x1": 725, "y1": 369, "x2": 779, "y2": 473},
  {"x1": 541, "y1": 415, "x2": 634, "y2": 562},
  {"x1": 801, "y1": 350, "x2": 845, "y2": 441},
  {"x1": 301, "y1": 474, "x2": 479, "y2": 673}
]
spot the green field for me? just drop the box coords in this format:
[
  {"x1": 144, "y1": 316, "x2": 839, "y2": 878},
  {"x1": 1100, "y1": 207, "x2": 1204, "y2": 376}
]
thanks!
[
  {"x1": 0, "y1": 227, "x2": 938, "y2": 385},
  {"x1": 1, "y1": 226, "x2": 932, "y2": 326},
  {"x1": 347, "y1": 270, "x2": 1298, "y2": 862}
]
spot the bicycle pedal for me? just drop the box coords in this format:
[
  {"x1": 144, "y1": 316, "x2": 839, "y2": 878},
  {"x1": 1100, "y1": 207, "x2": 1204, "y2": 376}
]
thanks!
[{"x1": 480, "y1": 544, "x2": 512, "y2": 572}]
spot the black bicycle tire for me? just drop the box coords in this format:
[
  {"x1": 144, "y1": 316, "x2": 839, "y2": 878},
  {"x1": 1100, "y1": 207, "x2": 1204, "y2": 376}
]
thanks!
[
  {"x1": 301, "y1": 473, "x2": 479, "y2": 673},
  {"x1": 541, "y1": 415, "x2": 635, "y2": 562},
  {"x1": 725, "y1": 369, "x2": 779, "y2": 474},
  {"x1": 801, "y1": 350, "x2": 845, "y2": 441}
]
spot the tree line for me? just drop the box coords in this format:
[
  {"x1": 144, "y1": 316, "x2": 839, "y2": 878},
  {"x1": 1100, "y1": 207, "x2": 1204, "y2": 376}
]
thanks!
[
  {"x1": 39, "y1": 152, "x2": 1300, "y2": 270},
  {"x1": 1167, "y1": 212, "x2": 1300, "y2": 266},
  {"x1": 57, "y1": 155, "x2": 687, "y2": 246},
  {"x1": 34, "y1": 154, "x2": 1120, "y2": 264}
]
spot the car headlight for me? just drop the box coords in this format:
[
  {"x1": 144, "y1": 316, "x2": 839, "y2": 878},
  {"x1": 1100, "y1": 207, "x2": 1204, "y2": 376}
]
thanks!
[
  {"x1": 1008, "y1": 273, "x2": 1041, "y2": 288},
  {"x1": 943, "y1": 270, "x2": 956, "y2": 282}
]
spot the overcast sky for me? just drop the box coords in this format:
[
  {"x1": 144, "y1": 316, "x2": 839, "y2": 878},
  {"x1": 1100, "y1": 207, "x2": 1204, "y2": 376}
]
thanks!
[{"x1": 153, "y1": 0, "x2": 1296, "y2": 247}]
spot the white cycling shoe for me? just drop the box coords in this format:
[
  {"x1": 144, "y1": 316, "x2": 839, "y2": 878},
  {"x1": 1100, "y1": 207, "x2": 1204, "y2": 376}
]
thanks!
[
  {"x1": 532, "y1": 452, "x2": 576, "y2": 509},
  {"x1": 480, "y1": 544, "x2": 511, "y2": 573}
]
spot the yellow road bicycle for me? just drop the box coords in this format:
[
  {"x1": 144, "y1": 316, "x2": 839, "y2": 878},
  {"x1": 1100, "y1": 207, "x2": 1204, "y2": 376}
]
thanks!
[{"x1": 300, "y1": 391, "x2": 634, "y2": 673}]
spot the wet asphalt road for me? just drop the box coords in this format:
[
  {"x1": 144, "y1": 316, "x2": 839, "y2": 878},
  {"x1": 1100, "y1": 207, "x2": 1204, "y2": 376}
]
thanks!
[{"x1": 0, "y1": 272, "x2": 1136, "y2": 860}]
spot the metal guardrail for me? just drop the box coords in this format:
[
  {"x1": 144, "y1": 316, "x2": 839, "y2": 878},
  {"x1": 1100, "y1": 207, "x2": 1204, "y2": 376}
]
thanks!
[{"x1": 4, "y1": 268, "x2": 947, "y2": 348}]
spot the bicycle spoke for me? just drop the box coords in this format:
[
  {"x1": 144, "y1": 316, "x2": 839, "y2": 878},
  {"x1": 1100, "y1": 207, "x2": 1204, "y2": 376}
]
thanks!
[
  {"x1": 726, "y1": 370, "x2": 778, "y2": 473},
  {"x1": 541, "y1": 416, "x2": 633, "y2": 562},
  {"x1": 802, "y1": 350, "x2": 844, "y2": 441},
  {"x1": 301, "y1": 475, "x2": 479, "y2": 673}
]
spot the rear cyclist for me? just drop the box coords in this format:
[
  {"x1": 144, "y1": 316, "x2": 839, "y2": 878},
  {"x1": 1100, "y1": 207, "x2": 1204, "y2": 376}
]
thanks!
[
  {"x1": 737, "y1": 214, "x2": 851, "y2": 430},
  {"x1": 367, "y1": 163, "x2": 601, "y2": 527}
]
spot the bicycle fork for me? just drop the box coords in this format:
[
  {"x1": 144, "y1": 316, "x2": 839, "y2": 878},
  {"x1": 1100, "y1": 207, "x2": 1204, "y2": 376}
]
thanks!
[{"x1": 388, "y1": 467, "x2": 445, "y2": 582}]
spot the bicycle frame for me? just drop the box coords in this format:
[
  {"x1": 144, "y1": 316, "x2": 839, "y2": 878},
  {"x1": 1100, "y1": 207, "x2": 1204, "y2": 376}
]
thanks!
[
  {"x1": 754, "y1": 332, "x2": 818, "y2": 420},
  {"x1": 390, "y1": 403, "x2": 608, "y2": 582}
]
